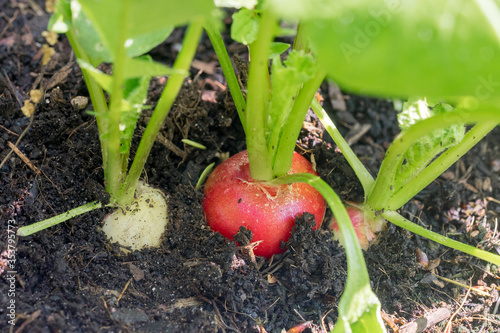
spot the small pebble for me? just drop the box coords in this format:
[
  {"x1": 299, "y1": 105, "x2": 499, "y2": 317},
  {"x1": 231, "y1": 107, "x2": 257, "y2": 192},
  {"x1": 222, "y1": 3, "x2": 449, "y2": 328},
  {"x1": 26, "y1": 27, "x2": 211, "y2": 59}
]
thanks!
[{"x1": 71, "y1": 96, "x2": 89, "y2": 110}]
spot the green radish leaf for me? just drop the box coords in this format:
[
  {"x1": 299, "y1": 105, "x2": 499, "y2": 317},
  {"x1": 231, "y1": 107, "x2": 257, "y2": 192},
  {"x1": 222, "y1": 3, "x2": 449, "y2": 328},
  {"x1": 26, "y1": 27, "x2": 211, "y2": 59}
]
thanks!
[
  {"x1": 267, "y1": 0, "x2": 336, "y2": 21},
  {"x1": 123, "y1": 27, "x2": 174, "y2": 59},
  {"x1": 126, "y1": 1, "x2": 214, "y2": 39},
  {"x1": 71, "y1": 2, "x2": 109, "y2": 64},
  {"x1": 76, "y1": 59, "x2": 112, "y2": 92},
  {"x1": 333, "y1": 287, "x2": 385, "y2": 333},
  {"x1": 267, "y1": 0, "x2": 500, "y2": 99},
  {"x1": 48, "y1": 0, "x2": 72, "y2": 33},
  {"x1": 76, "y1": 0, "x2": 213, "y2": 61},
  {"x1": 123, "y1": 56, "x2": 181, "y2": 79},
  {"x1": 72, "y1": 1, "x2": 174, "y2": 64},
  {"x1": 268, "y1": 42, "x2": 290, "y2": 58},
  {"x1": 119, "y1": 76, "x2": 150, "y2": 154},
  {"x1": 214, "y1": 0, "x2": 257, "y2": 8},
  {"x1": 231, "y1": 8, "x2": 260, "y2": 45},
  {"x1": 300, "y1": 0, "x2": 500, "y2": 99},
  {"x1": 266, "y1": 51, "x2": 316, "y2": 162},
  {"x1": 394, "y1": 98, "x2": 465, "y2": 190}
]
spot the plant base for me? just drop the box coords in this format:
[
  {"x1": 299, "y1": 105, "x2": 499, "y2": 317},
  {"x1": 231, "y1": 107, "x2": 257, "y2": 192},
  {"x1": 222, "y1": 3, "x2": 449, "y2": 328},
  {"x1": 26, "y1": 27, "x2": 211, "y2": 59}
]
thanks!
[{"x1": 102, "y1": 181, "x2": 169, "y2": 252}]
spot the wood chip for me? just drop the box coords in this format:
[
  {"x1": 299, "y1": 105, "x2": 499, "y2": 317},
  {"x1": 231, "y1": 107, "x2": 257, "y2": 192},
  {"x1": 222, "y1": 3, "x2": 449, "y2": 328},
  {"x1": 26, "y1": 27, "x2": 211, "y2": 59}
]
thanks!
[
  {"x1": 346, "y1": 123, "x2": 371, "y2": 145},
  {"x1": 399, "y1": 308, "x2": 451, "y2": 333},
  {"x1": 127, "y1": 263, "x2": 145, "y2": 282},
  {"x1": 191, "y1": 59, "x2": 217, "y2": 75},
  {"x1": 7, "y1": 141, "x2": 41, "y2": 175},
  {"x1": 463, "y1": 182, "x2": 479, "y2": 193},
  {"x1": 482, "y1": 177, "x2": 492, "y2": 192},
  {"x1": 440, "y1": 171, "x2": 455, "y2": 181},
  {"x1": 46, "y1": 62, "x2": 73, "y2": 90},
  {"x1": 158, "y1": 297, "x2": 202, "y2": 312}
]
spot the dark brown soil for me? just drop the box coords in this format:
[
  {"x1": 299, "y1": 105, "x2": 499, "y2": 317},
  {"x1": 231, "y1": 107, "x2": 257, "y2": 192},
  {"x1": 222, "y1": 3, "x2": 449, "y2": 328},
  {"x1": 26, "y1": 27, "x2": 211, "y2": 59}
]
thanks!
[{"x1": 1, "y1": 2, "x2": 500, "y2": 332}]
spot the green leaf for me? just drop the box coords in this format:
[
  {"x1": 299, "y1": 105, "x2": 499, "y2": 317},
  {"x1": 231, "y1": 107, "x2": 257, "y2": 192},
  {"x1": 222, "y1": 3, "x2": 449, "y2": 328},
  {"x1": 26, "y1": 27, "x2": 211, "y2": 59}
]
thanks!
[
  {"x1": 119, "y1": 76, "x2": 150, "y2": 154},
  {"x1": 214, "y1": 0, "x2": 257, "y2": 8},
  {"x1": 72, "y1": 1, "x2": 175, "y2": 64},
  {"x1": 293, "y1": 0, "x2": 500, "y2": 99},
  {"x1": 266, "y1": 51, "x2": 317, "y2": 162},
  {"x1": 76, "y1": 0, "x2": 213, "y2": 62},
  {"x1": 231, "y1": 8, "x2": 260, "y2": 45},
  {"x1": 48, "y1": 0, "x2": 72, "y2": 33},
  {"x1": 268, "y1": 42, "x2": 289, "y2": 58},
  {"x1": 76, "y1": 59, "x2": 112, "y2": 92},
  {"x1": 71, "y1": 2, "x2": 109, "y2": 64},
  {"x1": 123, "y1": 56, "x2": 181, "y2": 79},
  {"x1": 394, "y1": 98, "x2": 465, "y2": 191},
  {"x1": 267, "y1": 0, "x2": 337, "y2": 21},
  {"x1": 333, "y1": 285, "x2": 385, "y2": 333},
  {"x1": 124, "y1": 27, "x2": 174, "y2": 58}
]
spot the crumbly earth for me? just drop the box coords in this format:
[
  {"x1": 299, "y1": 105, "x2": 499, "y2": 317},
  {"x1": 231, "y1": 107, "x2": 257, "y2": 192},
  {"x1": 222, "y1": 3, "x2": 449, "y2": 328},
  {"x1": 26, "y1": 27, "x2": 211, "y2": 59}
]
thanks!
[{"x1": 1, "y1": 2, "x2": 500, "y2": 332}]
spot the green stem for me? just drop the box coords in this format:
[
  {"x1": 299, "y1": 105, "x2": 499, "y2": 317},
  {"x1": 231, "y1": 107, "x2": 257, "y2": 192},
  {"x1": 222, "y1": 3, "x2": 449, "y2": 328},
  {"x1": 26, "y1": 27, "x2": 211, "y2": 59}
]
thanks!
[
  {"x1": 204, "y1": 21, "x2": 247, "y2": 132},
  {"x1": 17, "y1": 201, "x2": 103, "y2": 236},
  {"x1": 272, "y1": 69, "x2": 326, "y2": 177},
  {"x1": 387, "y1": 121, "x2": 497, "y2": 210},
  {"x1": 311, "y1": 98, "x2": 375, "y2": 195},
  {"x1": 366, "y1": 108, "x2": 500, "y2": 214},
  {"x1": 391, "y1": 144, "x2": 445, "y2": 195},
  {"x1": 270, "y1": 173, "x2": 369, "y2": 282},
  {"x1": 245, "y1": 10, "x2": 276, "y2": 181},
  {"x1": 271, "y1": 173, "x2": 384, "y2": 330},
  {"x1": 106, "y1": 6, "x2": 128, "y2": 202},
  {"x1": 66, "y1": 27, "x2": 109, "y2": 172},
  {"x1": 382, "y1": 210, "x2": 500, "y2": 266},
  {"x1": 120, "y1": 19, "x2": 204, "y2": 205}
]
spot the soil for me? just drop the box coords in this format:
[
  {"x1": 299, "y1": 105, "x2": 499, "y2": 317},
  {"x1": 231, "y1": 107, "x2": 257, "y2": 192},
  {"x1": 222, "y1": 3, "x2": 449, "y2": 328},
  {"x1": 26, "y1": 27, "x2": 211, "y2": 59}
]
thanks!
[{"x1": 1, "y1": 2, "x2": 500, "y2": 332}]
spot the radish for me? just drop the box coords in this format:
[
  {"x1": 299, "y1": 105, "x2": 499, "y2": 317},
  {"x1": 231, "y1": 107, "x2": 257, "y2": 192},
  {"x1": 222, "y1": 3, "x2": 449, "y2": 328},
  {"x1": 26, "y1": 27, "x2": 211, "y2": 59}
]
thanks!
[
  {"x1": 203, "y1": 150, "x2": 326, "y2": 258},
  {"x1": 329, "y1": 204, "x2": 385, "y2": 250}
]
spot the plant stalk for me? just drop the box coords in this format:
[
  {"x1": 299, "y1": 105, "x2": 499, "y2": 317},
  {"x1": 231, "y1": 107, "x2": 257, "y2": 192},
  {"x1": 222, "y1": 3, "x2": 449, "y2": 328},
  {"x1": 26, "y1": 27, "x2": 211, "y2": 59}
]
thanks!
[
  {"x1": 66, "y1": 27, "x2": 109, "y2": 172},
  {"x1": 272, "y1": 69, "x2": 326, "y2": 177},
  {"x1": 382, "y1": 210, "x2": 500, "y2": 266},
  {"x1": 271, "y1": 173, "x2": 383, "y2": 330},
  {"x1": 105, "y1": 5, "x2": 129, "y2": 202},
  {"x1": 204, "y1": 21, "x2": 247, "y2": 132},
  {"x1": 17, "y1": 201, "x2": 103, "y2": 236},
  {"x1": 120, "y1": 19, "x2": 204, "y2": 205},
  {"x1": 387, "y1": 121, "x2": 497, "y2": 210},
  {"x1": 311, "y1": 98, "x2": 375, "y2": 195},
  {"x1": 245, "y1": 10, "x2": 276, "y2": 181},
  {"x1": 271, "y1": 173, "x2": 369, "y2": 280},
  {"x1": 366, "y1": 108, "x2": 500, "y2": 214}
]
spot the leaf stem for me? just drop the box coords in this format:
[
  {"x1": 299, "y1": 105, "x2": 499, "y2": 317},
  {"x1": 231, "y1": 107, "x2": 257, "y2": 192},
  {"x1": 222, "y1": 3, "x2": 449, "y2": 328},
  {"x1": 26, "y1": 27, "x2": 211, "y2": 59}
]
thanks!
[
  {"x1": 270, "y1": 173, "x2": 384, "y2": 330},
  {"x1": 106, "y1": 4, "x2": 129, "y2": 202},
  {"x1": 120, "y1": 18, "x2": 204, "y2": 205},
  {"x1": 311, "y1": 98, "x2": 375, "y2": 195},
  {"x1": 66, "y1": 27, "x2": 109, "y2": 172},
  {"x1": 245, "y1": 10, "x2": 276, "y2": 181},
  {"x1": 270, "y1": 173, "x2": 368, "y2": 280},
  {"x1": 387, "y1": 121, "x2": 497, "y2": 210},
  {"x1": 17, "y1": 201, "x2": 103, "y2": 236},
  {"x1": 204, "y1": 21, "x2": 247, "y2": 132},
  {"x1": 272, "y1": 69, "x2": 326, "y2": 177},
  {"x1": 382, "y1": 210, "x2": 500, "y2": 266},
  {"x1": 366, "y1": 108, "x2": 500, "y2": 214}
]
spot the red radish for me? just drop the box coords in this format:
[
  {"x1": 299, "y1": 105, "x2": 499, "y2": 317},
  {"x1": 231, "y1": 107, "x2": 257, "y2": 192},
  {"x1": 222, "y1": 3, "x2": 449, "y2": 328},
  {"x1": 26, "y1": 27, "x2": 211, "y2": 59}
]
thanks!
[
  {"x1": 203, "y1": 150, "x2": 326, "y2": 258},
  {"x1": 329, "y1": 204, "x2": 385, "y2": 250}
]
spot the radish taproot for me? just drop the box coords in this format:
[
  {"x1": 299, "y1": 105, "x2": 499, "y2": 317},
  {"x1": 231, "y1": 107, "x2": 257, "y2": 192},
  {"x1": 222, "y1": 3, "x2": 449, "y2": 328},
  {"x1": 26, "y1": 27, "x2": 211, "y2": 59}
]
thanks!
[{"x1": 203, "y1": 150, "x2": 326, "y2": 258}]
